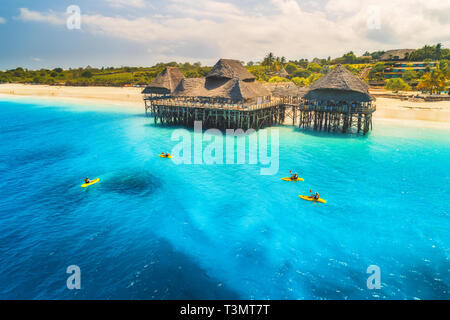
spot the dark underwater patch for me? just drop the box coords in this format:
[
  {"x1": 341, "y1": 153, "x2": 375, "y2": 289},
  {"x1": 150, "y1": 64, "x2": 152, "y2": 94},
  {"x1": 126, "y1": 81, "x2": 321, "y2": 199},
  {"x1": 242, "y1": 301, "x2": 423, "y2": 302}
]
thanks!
[
  {"x1": 102, "y1": 168, "x2": 161, "y2": 197},
  {"x1": 9, "y1": 145, "x2": 80, "y2": 169}
]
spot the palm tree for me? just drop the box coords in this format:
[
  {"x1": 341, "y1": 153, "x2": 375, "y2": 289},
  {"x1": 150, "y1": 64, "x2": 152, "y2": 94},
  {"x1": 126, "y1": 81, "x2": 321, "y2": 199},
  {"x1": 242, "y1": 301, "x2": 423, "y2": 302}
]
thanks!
[
  {"x1": 417, "y1": 69, "x2": 446, "y2": 94},
  {"x1": 436, "y1": 43, "x2": 442, "y2": 60},
  {"x1": 262, "y1": 53, "x2": 275, "y2": 68}
]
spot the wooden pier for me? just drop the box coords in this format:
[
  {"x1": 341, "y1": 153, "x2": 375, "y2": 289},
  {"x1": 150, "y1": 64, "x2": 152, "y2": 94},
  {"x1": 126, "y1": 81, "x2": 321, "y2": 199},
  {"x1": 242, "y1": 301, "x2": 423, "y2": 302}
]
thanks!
[
  {"x1": 142, "y1": 61, "x2": 376, "y2": 135},
  {"x1": 145, "y1": 97, "x2": 375, "y2": 134},
  {"x1": 290, "y1": 104, "x2": 375, "y2": 134},
  {"x1": 145, "y1": 98, "x2": 286, "y2": 130}
]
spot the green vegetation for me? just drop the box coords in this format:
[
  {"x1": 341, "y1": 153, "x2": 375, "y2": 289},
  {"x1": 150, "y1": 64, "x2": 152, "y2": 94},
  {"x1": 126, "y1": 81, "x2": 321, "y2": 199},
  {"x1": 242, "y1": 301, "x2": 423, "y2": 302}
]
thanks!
[
  {"x1": 1, "y1": 44, "x2": 449, "y2": 92},
  {"x1": 409, "y1": 44, "x2": 450, "y2": 61},
  {"x1": 268, "y1": 76, "x2": 290, "y2": 83},
  {"x1": 291, "y1": 74, "x2": 324, "y2": 87},
  {"x1": 385, "y1": 78, "x2": 411, "y2": 91},
  {"x1": 0, "y1": 62, "x2": 211, "y2": 87},
  {"x1": 416, "y1": 64, "x2": 448, "y2": 94},
  {"x1": 246, "y1": 53, "x2": 326, "y2": 87}
]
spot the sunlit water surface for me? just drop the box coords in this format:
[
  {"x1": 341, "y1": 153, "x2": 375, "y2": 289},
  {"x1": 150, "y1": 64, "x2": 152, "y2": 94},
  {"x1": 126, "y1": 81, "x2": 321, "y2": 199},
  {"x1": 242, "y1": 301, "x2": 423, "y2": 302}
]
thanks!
[{"x1": 0, "y1": 99, "x2": 449, "y2": 299}]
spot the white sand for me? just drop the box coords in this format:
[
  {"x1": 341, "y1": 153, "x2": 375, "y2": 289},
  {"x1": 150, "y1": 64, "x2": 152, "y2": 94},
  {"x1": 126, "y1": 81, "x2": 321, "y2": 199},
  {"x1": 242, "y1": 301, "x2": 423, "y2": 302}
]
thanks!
[
  {"x1": 1, "y1": 84, "x2": 449, "y2": 129},
  {"x1": 0, "y1": 84, "x2": 143, "y2": 110}
]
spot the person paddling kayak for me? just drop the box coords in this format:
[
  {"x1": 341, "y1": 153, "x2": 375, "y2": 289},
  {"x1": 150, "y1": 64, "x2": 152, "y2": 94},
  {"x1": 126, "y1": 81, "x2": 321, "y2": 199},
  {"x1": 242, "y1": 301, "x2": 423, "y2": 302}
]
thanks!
[
  {"x1": 161, "y1": 152, "x2": 170, "y2": 158},
  {"x1": 289, "y1": 170, "x2": 299, "y2": 180},
  {"x1": 309, "y1": 189, "x2": 320, "y2": 200},
  {"x1": 84, "y1": 177, "x2": 91, "y2": 184}
]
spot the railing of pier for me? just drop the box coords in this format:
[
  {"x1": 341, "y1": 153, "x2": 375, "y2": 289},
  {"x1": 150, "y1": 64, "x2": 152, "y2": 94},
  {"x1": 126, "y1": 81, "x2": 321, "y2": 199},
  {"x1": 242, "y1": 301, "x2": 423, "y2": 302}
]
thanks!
[
  {"x1": 148, "y1": 99, "x2": 283, "y2": 111},
  {"x1": 298, "y1": 104, "x2": 377, "y2": 113}
]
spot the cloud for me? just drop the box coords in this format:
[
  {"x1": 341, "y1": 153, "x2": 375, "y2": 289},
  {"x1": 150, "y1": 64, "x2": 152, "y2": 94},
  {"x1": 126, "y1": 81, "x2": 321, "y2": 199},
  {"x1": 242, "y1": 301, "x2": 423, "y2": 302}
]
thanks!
[
  {"x1": 105, "y1": 0, "x2": 148, "y2": 8},
  {"x1": 15, "y1": 0, "x2": 450, "y2": 64},
  {"x1": 0, "y1": 17, "x2": 6, "y2": 24},
  {"x1": 17, "y1": 8, "x2": 65, "y2": 25}
]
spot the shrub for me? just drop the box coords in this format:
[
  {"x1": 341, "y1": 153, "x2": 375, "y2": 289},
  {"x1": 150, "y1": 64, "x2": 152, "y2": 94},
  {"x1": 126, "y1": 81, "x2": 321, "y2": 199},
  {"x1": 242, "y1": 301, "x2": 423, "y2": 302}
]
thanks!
[{"x1": 385, "y1": 78, "x2": 411, "y2": 91}]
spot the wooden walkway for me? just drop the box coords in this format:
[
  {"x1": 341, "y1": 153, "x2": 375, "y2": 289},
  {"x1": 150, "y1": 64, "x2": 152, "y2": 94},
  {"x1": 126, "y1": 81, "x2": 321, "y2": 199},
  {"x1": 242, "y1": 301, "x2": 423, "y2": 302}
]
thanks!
[{"x1": 144, "y1": 97, "x2": 376, "y2": 134}]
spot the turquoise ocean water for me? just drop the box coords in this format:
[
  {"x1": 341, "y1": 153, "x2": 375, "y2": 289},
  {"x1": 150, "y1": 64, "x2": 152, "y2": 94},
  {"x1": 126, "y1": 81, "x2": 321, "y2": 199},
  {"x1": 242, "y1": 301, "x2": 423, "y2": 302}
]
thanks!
[{"x1": 0, "y1": 99, "x2": 449, "y2": 299}]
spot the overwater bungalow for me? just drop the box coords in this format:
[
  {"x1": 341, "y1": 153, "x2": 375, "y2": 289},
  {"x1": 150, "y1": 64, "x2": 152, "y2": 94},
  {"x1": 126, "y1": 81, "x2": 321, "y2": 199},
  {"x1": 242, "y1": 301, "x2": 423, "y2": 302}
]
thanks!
[
  {"x1": 142, "y1": 66, "x2": 184, "y2": 97},
  {"x1": 144, "y1": 59, "x2": 282, "y2": 130},
  {"x1": 142, "y1": 60, "x2": 376, "y2": 134},
  {"x1": 173, "y1": 59, "x2": 272, "y2": 105},
  {"x1": 264, "y1": 82, "x2": 307, "y2": 105},
  {"x1": 299, "y1": 65, "x2": 376, "y2": 134}
]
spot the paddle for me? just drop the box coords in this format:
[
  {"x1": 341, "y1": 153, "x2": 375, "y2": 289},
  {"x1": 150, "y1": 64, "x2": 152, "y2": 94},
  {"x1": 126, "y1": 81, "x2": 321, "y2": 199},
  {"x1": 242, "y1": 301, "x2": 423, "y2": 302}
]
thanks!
[{"x1": 309, "y1": 189, "x2": 317, "y2": 205}]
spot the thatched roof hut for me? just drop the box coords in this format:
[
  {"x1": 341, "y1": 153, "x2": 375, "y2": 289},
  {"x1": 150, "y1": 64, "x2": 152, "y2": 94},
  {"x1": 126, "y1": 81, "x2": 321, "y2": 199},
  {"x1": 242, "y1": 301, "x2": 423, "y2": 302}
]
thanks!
[
  {"x1": 173, "y1": 77, "x2": 270, "y2": 101},
  {"x1": 379, "y1": 49, "x2": 415, "y2": 61},
  {"x1": 173, "y1": 59, "x2": 270, "y2": 103},
  {"x1": 206, "y1": 59, "x2": 255, "y2": 82},
  {"x1": 304, "y1": 65, "x2": 374, "y2": 102},
  {"x1": 264, "y1": 82, "x2": 308, "y2": 98},
  {"x1": 277, "y1": 68, "x2": 289, "y2": 78},
  {"x1": 142, "y1": 67, "x2": 185, "y2": 95}
]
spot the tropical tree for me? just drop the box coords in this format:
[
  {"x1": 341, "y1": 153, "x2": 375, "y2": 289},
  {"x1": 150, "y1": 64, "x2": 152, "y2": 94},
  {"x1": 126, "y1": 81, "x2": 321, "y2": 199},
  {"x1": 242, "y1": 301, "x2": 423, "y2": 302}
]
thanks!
[
  {"x1": 292, "y1": 69, "x2": 311, "y2": 78},
  {"x1": 385, "y1": 78, "x2": 411, "y2": 91},
  {"x1": 416, "y1": 69, "x2": 446, "y2": 94},
  {"x1": 262, "y1": 53, "x2": 276, "y2": 69},
  {"x1": 402, "y1": 70, "x2": 418, "y2": 83},
  {"x1": 291, "y1": 77, "x2": 309, "y2": 87},
  {"x1": 268, "y1": 76, "x2": 289, "y2": 83},
  {"x1": 81, "y1": 70, "x2": 93, "y2": 78},
  {"x1": 308, "y1": 73, "x2": 324, "y2": 84},
  {"x1": 284, "y1": 63, "x2": 298, "y2": 75},
  {"x1": 306, "y1": 63, "x2": 322, "y2": 73}
]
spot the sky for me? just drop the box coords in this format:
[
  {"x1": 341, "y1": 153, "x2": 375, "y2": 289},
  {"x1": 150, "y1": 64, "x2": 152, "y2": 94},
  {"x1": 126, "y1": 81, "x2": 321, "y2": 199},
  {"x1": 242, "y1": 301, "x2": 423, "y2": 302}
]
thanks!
[{"x1": 0, "y1": 0, "x2": 449, "y2": 69}]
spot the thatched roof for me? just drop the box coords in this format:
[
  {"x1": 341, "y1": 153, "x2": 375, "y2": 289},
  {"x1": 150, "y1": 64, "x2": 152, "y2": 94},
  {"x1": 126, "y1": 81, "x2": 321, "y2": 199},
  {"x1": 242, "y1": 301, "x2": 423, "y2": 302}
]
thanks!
[
  {"x1": 304, "y1": 90, "x2": 374, "y2": 102},
  {"x1": 304, "y1": 65, "x2": 374, "y2": 102},
  {"x1": 207, "y1": 59, "x2": 255, "y2": 81},
  {"x1": 380, "y1": 49, "x2": 415, "y2": 61},
  {"x1": 142, "y1": 67, "x2": 184, "y2": 94},
  {"x1": 173, "y1": 77, "x2": 270, "y2": 101},
  {"x1": 277, "y1": 68, "x2": 289, "y2": 77},
  {"x1": 264, "y1": 82, "x2": 308, "y2": 98}
]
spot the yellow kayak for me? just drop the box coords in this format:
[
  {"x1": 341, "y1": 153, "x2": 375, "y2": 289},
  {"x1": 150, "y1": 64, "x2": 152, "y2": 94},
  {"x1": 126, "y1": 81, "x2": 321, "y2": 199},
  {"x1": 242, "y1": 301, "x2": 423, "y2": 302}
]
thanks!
[
  {"x1": 282, "y1": 177, "x2": 304, "y2": 182},
  {"x1": 299, "y1": 195, "x2": 327, "y2": 204},
  {"x1": 81, "y1": 178, "x2": 100, "y2": 188},
  {"x1": 158, "y1": 154, "x2": 172, "y2": 159}
]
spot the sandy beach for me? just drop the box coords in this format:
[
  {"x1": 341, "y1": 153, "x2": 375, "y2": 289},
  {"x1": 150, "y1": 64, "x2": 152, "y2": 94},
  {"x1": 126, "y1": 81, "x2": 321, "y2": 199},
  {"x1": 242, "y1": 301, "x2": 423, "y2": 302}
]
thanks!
[
  {"x1": 1, "y1": 84, "x2": 449, "y2": 129},
  {"x1": 0, "y1": 84, "x2": 143, "y2": 110}
]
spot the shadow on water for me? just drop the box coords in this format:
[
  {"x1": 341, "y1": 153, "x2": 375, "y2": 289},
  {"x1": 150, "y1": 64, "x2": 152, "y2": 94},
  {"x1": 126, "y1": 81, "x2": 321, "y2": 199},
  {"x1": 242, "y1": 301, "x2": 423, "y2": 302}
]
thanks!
[
  {"x1": 129, "y1": 113, "x2": 149, "y2": 119},
  {"x1": 297, "y1": 257, "x2": 450, "y2": 299},
  {"x1": 399, "y1": 261, "x2": 450, "y2": 299},
  {"x1": 8, "y1": 145, "x2": 82, "y2": 169},
  {"x1": 74, "y1": 237, "x2": 241, "y2": 300},
  {"x1": 101, "y1": 168, "x2": 161, "y2": 197},
  {"x1": 143, "y1": 122, "x2": 187, "y2": 131},
  {"x1": 32, "y1": 177, "x2": 90, "y2": 217},
  {"x1": 292, "y1": 126, "x2": 370, "y2": 140}
]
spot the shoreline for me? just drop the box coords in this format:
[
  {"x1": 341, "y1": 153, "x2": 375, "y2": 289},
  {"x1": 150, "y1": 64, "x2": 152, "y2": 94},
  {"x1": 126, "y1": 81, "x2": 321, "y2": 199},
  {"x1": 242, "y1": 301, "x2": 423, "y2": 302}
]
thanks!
[
  {"x1": 1, "y1": 84, "x2": 449, "y2": 130},
  {"x1": 0, "y1": 84, "x2": 143, "y2": 111}
]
